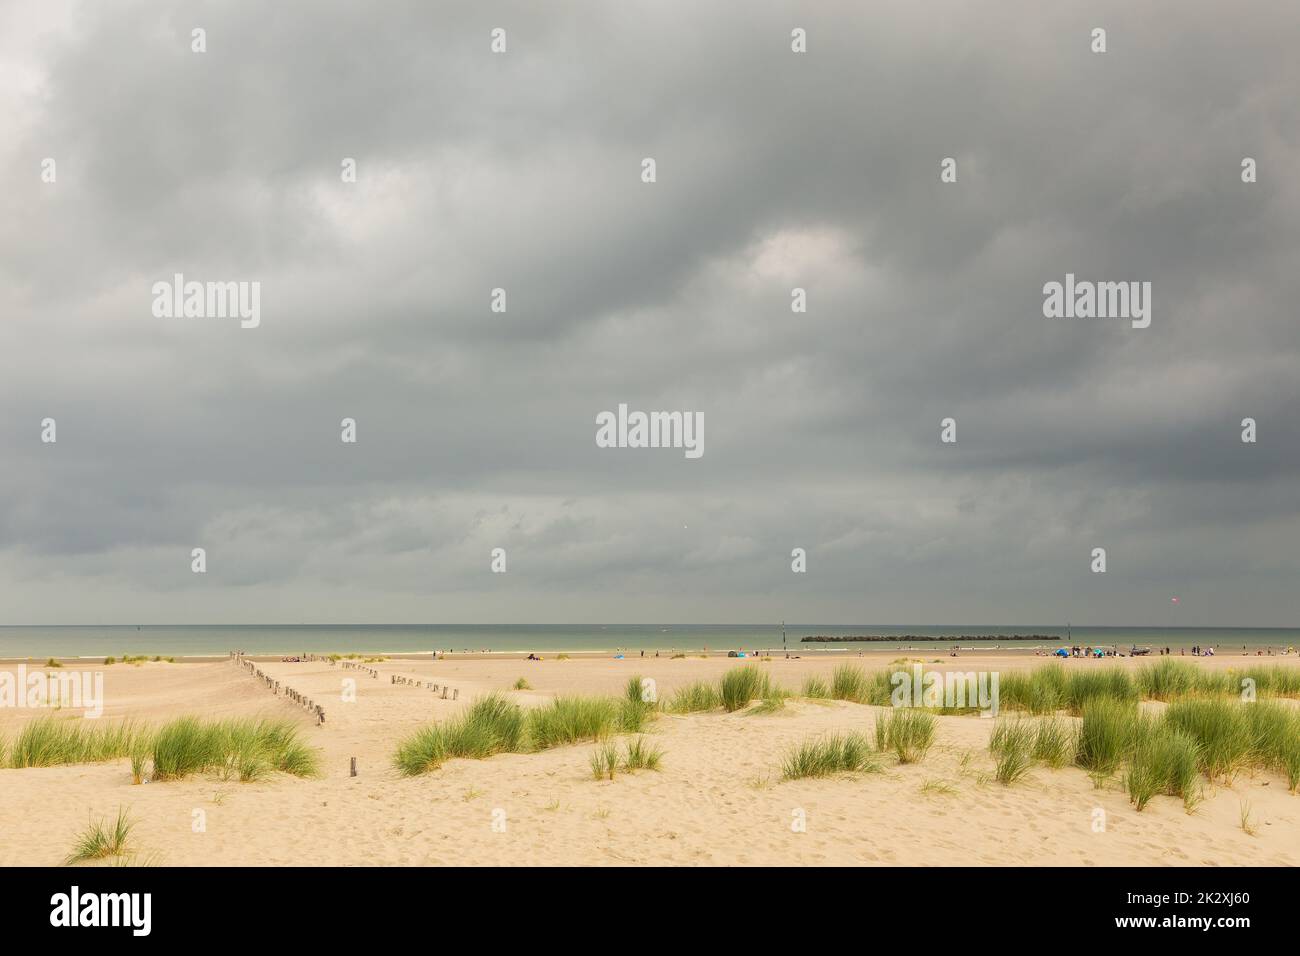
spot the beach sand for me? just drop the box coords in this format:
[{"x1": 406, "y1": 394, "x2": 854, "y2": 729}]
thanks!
[{"x1": 2, "y1": 652, "x2": 1298, "y2": 866}]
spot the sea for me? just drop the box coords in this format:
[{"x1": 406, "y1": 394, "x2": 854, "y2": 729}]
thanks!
[{"x1": 0, "y1": 624, "x2": 1297, "y2": 659}]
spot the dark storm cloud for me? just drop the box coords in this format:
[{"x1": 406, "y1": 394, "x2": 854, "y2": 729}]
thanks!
[{"x1": 1, "y1": 0, "x2": 1297, "y2": 624}]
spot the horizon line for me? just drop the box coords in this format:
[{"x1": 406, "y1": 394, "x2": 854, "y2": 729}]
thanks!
[{"x1": 1, "y1": 623, "x2": 1297, "y2": 631}]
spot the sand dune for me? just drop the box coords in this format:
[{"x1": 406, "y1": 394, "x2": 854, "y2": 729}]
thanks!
[{"x1": 2, "y1": 653, "x2": 1298, "y2": 866}]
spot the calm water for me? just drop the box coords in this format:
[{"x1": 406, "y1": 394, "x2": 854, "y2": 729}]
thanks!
[{"x1": 1, "y1": 624, "x2": 1297, "y2": 658}]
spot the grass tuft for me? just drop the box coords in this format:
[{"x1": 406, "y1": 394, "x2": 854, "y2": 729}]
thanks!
[
  {"x1": 1030, "y1": 717, "x2": 1073, "y2": 768},
  {"x1": 1074, "y1": 698, "x2": 1138, "y2": 778},
  {"x1": 589, "y1": 741, "x2": 619, "y2": 780},
  {"x1": 989, "y1": 718, "x2": 1035, "y2": 785},
  {"x1": 719, "y1": 667, "x2": 771, "y2": 712},
  {"x1": 800, "y1": 675, "x2": 829, "y2": 699},
  {"x1": 1124, "y1": 716, "x2": 1203, "y2": 812},
  {"x1": 152, "y1": 716, "x2": 318, "y2": 782},
  {"x1": 1243, "y1": 701, "x2": 1300, "y2": 793},
  {"x1": 8, "y1": 716, "x2": 150, "y2": 769},
  {"x1": 1164, "y1": 699, "x2": 1254, "y2": 784},
  {"x1": 394, "y1": 693, "x2": 525, "y2": 775},
  {"x1": 1239, "y1": 798, "x2": 1256, "y2": 836},
  {"x1": 919, "y1": 779, "x2": 959, "y2": 796},
  {"x1": 875, "y1": 708, "x2": 936, "y2": 764},
  {"x1": 1135, "y1": 659, "x2": 1200, "y2": 701},
  {"x1": 781, "y1": 731, "x2": 880, "y2": 780},
  {"x1": 622, "y1": 736, "x2": 664, "y2": 772},
  {"x1": 666, "y1": 680, "x2": 721, "y2": 714},
  {"x1": 65, "y1": 807, "x2": 134, "y2": 865},
  {"x1": 527, "y1": 695, "x2": 618, "y2": 749}
]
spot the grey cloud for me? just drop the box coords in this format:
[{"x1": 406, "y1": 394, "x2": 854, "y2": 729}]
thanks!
[{"x1": 1, "y1": 0, "x2": 1297, "y2": 625}]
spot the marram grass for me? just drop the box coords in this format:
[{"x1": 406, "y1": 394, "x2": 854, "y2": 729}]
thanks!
[
  {"x1": 719, "y1": 667, "x2": 771, "y2": 712},
  {"x1": 748, "y1": 688, "x2": 794, "y2": 714},
  {"x1": 996, "y1": 661, "x2": 1300, "y2": 718},
  {"x1": 395, "y1": 693, "x2": 526, "y2": 775},
  {"x1": 619, "y1": 677, "x2": 656, "y2": 732},
  {"x1": 1135, "y1": 659, "x2": 1200, "y2": 701},
  {"x1": 1029, "y1": 717, "x2": 1073, "y2": 768},
  {"x1": 1124, "y1": 716, "x2": 1202, "y2": 812},
  {"x1": 1244, "y1": 701, "x2": 1300, "y2": 793},
  {"x1": 781, "y1": 731, "x2": 880, "y2": 780},
  {"x1": 589, "y1": 737, "x2": 664, "y2": 780},
  {"x1": 829, "y1": 665, "x2": 872, "y2": 704},
  {"x1": 395, "y1": 690, "x2": 662, "y2": 775},
  {"x1": 999, "y1": 665, "x2": 1066, "y2": 715},
  {"x1": 988, "y1": 716, "x2": 1073, "y2": 784},
  {"x1": 1064, "y1": 697, "x2": 1300, "y2": 810},
  {"x1": 152, "y1": 716, "x2": 319, "y2": 781},
  {"x1": 989, "y1": 718, "x2": 1034, "y2": 785},
  {"x1": 622, "y1": 736, "x2": 664, "y2": 772},
  {"x1": 826, "y1": 665, "x2": 894, "y2": 706},
  {"x1": 525, "y1": 691, "x2": 656, "y2": 745},
  {"x1": 1164, "y1": 699, "x2": 1255, "y2": 783},
  {"x1": 1073, "y1": 697, "x2": 1138, "y2": 778},
  {"x1": 526, "y1": 695, "x2": 619, "y2": 749},
  {"x1": 4, "y1": 714, "x2": 316, "y2": 781},
  {"x1": 8, "y1": 716, "x2": 150, "y2": 769},
  {"x1": 624, "y1": 675, "x2": 649, "y2": 707},
  {"x1": 589, "y1": 741, "x2": 620, "y2": 781},
  {"x1": 65, "y1": 807, "x2": 134, "y2": 865},
  {"x1": 130, "y1": 745, "x2": 149, "y2": 785},
  {"x1": 151, "y1": 716, "x2": 221, "y2": 779},
  {"x1": 666, "y1": 680, "x2": 721, "y2": 714},
  {"x1": 800, "y1": 675, "x2": 830, "y2": 699},
  {"x1": 875, "y1": 708, "x2": 936, "y2": 764}
]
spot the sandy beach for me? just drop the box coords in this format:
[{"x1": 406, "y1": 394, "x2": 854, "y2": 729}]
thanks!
[{"x1": 1, "y1": 650, "x2": 1298, "y2": 867}]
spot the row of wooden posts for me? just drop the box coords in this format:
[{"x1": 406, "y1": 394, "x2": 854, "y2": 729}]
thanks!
[
  {"x1": 231, "y1": 654, "x2": 326, "y2": 725},
  {"x1": 391, "y1": 673, "x2": 459, "y2": 700},
  {"x1": 329, "y1": 658, "x2": 380, "y2": 679}
]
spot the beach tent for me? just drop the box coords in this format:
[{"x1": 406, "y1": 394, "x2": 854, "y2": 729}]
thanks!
[{"x1": 1054, "y1": 648, "x2": 1069, "y2": 658}]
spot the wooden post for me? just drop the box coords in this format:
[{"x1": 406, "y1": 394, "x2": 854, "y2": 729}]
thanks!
[{"x1": 350, "y1": 757, "x2": 357, "y2": 777}]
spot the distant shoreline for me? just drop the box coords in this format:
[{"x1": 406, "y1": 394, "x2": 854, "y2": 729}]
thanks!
[
  {"x1": 2, "y1": 647, "x2": 1061, "y2": 665},
  {"x1": 1, "y1": 625, "x2": 1296, "y2": 660},
  {"x1": 802, "y1": 634, "x2": 1053, "y2": 643}
]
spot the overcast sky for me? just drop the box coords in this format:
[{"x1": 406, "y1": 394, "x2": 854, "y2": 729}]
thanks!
[{"x1": 1, "y1": 0, "x2": 1297, "y2": 627}]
